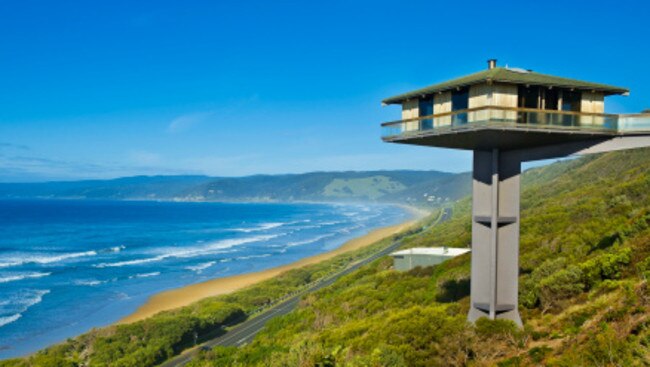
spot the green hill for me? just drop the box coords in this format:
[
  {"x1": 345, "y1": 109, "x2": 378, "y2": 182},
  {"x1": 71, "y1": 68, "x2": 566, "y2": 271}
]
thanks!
[
  {"x1": 185, "y1": 149, "x2": 650, "y2": 366},
  {"x1": 3, "y1": 149, "x2": 650, "y2": 366},
  {"x1": 0, "y1": 170, "x2": 470, "y2": 206}
]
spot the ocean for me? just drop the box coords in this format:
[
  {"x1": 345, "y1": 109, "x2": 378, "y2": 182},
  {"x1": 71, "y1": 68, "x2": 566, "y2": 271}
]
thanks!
[{"x1": 0, "y1": 199, "x2": 410, "y2": 359}]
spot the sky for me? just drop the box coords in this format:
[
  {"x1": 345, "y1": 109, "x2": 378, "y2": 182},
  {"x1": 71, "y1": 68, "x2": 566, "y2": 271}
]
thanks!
[{"x1": 0, "y1": 0, "x2": 649, "y2": 182}]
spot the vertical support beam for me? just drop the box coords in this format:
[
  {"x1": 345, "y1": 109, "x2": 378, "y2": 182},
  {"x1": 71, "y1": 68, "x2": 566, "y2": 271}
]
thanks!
[
  {"x1": 468, "y1": 149, "x2": 522, "y2": 327},
  {"x1": 489, "y1": 149, "x2": 499, "y2": 320}
]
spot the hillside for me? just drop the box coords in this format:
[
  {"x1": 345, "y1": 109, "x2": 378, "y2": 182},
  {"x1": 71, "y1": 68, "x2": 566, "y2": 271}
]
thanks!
[
  {"x1": 3, "y1": 149, "x2": 650, "y2": 367},
  {"x1": 184, "y1": 149, "x2": 650, "y2": 366},
  {"x1": 0, "y1": 170, "x2": 470, "y2": 206}
]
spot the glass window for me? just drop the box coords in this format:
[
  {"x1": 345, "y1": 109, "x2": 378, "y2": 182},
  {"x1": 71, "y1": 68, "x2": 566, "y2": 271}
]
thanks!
[
  {"x1": 451, "y1": 88, "x2": 469, "y2": 125},
  {"x1": 418, "y1": 98, "x2": 433, "y2": 116},
  {"x1": 518, "y1": 86, "x2": 541, "y2": 109},
  {"x1": 419, "y1": 98, "x2": 434, "y2": 130},
  {"x1": 451, "y1": 88, "x2": 469, "y2": 111},
  {"x1": 544, "y1": 89, "x2": 559, "y2": 110},
  {"x1": 562, "y1": 90, "x2": 582, "y2": 112}
]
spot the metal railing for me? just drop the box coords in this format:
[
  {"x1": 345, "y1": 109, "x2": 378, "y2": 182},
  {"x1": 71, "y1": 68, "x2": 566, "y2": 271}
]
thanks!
[{"x1": 381, "y1": 106, "x2": 650, "y2": 138}]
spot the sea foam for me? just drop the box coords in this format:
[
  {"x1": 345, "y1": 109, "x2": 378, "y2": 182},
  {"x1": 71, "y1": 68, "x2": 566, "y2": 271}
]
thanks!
[
  {"x1": 0, "y1": 290, "x2": 50, "y2": 329},
  {"x1": 94, "y1": 235, "x2": 278, "y2": 268},
  {"x1": 185, "y1": 261, "x2": 216, "y2": 273},
  {"x1": 232, "y1": 219, "x2": 311, "y2": 233},
  {"x1": 129, "y1": 272, "x2": 160, "y2": 279},
  {"x1": 0, "y1": 314, "x2": 21, "y2": 328},
  {"x1": 232, "y1": 222, "x2": 285, "y2": 232},
  {"x1": 0, "y1": 251, "x2": 97, "y2": 268},
  {"x1": 284, "y1": 233, "x2": 336, "y2": 248},
  {"x1": 0, "y1": 272, "x2": 52, "y2": 284}
]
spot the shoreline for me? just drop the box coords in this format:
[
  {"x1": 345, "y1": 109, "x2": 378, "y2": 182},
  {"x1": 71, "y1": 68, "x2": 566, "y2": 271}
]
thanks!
[{"x1": 119, "y1": 207, "x2": 428, "y2": 324}]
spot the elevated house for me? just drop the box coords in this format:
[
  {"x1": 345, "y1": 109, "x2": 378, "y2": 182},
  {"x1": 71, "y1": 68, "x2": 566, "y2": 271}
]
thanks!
[{"x1": 381, "y1": 60, "x2": 650, "y2": 326}]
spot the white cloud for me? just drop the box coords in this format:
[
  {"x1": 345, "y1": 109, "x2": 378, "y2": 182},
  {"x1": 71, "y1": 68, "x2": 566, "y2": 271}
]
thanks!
[{"x1": 167, "y1": 111, "x2": 214, "y2": 133}]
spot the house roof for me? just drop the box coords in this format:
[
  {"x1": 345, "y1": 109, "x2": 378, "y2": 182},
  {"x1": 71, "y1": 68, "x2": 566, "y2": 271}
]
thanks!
[
  {"x1": 382, "y1": 67, "x2": 629, "y2": 105},
  {"x1": 390, "y1": 247, "x2": 471, "y2": 257}
]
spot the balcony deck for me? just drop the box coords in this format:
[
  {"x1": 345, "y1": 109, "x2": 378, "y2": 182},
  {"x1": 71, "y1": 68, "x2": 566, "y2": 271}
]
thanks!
[{"x1": 381, "y1": 106, "x2": 650, "y2": 150}]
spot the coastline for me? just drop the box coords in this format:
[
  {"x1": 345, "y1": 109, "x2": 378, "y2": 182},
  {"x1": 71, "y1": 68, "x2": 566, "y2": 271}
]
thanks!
[{"x1": 119, "y1": 206, "x2": 428, "y2": 324}]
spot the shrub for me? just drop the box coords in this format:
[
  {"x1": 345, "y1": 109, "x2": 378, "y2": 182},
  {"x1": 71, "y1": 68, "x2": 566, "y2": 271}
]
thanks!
[
  {"x1": 538, "y1": 265, "x2": 584, "y2": 309},
  {"x1": 580, "y1": 247, "x2": 632, "y2": 289},
  {"x1": 636, "y1": 256, "x2": 650, "y2": 280}
]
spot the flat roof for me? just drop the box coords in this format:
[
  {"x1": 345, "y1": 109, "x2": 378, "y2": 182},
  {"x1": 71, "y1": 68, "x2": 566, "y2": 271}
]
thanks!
[
  {"x1": 391, "y1": 247, "x2": 471, "y2": 257},
  {"x1": 383, "y1": 67, "x2": 629, "y2": 105}
]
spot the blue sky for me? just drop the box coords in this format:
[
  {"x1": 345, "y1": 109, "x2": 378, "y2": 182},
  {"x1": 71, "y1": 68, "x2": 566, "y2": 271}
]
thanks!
[{"x1": 0, "y1": 0, "x2": 648, "y2": 182}]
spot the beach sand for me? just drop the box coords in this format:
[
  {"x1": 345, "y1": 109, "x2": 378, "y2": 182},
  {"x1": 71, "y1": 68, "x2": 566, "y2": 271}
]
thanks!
[{"x1": 119, "y1": 211, "x2": 426, "y2": 324}]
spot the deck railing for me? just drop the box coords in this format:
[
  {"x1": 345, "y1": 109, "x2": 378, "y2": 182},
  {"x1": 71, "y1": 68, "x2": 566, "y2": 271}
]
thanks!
[{"x1": 381, "y1": 106, "x2": 650, "y2": 139}]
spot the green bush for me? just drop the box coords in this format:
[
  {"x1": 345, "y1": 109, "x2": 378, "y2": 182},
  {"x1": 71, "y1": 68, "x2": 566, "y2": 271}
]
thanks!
[
  {"x1": 636, "y1": 256, "x2": 650, "y2": 280},
  {"x1": 538, "y1": 265, "x2": 585, "y2": 309},
  {"x1": 580, "y1": 247, "x2": 632, "y2": 288}
]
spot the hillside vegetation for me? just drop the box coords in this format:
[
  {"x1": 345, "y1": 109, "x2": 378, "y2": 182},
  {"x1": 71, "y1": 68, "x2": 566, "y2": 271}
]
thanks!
[
  {"x1": 3, "y1": 150, "x2": 650, "y2": 366},
  {"x1": 184, "y1": 150, "x2": 650, "y2": 366},
  {"x1": 0, "y1": 171, "x2": 470, "y2": 206}
]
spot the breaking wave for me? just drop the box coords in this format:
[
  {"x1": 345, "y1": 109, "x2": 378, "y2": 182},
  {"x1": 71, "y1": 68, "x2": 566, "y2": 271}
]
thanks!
[
  {"x1": 94, "y1": 235, "x2": 277, "y2": 268},
  {"x1": 185, "y1": 261, "x2": 216, "y2": 273},
  {"x1": 0, "y1": 289, "x2": 50, "y2": 329},
  {"x1": 0, "y1": 272, "x2": 52, "y2": 284},
  {"x1": 0, "y1": 251, "x2": 97, "y2": 268}
]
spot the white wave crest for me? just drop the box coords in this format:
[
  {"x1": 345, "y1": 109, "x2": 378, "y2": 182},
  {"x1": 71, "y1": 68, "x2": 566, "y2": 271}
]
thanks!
[
  {"x1": 0, "y1": 272, "x2": 52, "y2": 284},
  {"x1": 74, "y1": 279, "x2": 106, "y2": 286},
  {"x1": 0, "y1": 314, "x2": 21, "y2": 328},
  {"x1": 0, "y1": 251, "x2": 97, "y2": 268},
  {"x1": 185, "y1": 261, "x2": 216, "y2": 273},
  {"x1": 94, "y1": 255, "x2": 167, "y2": 268},
  {"x1": 285, "y1": 233, "x2": 336, "y2": 248},
  {"x1": 234, "y1": 254, "x2": 272, "y2": 261},
  {"x1": 339, "y1": 224, "x2": 363, "y2": 234},
  {"x1": 232, "y1": 219, "x2": 311, "y2": 233},
  {"x1": 129, "y1": 272, "x2": 160, "y2": 279},
  {"x1": 319, "y1": 220, "x2": 344, "y2": 226},
  {"x1": 0, "y1": 289, "x2": 50, "y2": 329},
  {"x1": 232, "y1": 222, "x2": 285, "y2": 233},
  {"x1": 94, "y1": 235, "x2": 277, "y2": 268}
]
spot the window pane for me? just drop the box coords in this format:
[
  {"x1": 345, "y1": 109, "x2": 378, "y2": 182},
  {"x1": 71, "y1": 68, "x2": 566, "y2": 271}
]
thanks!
[
  {"x1": 545, "y1": 89, "x2": 559, "y2": 110},
  {"x1": 562, "y1": 90, "x2": 582, "y2": 112},
  {"x1": 419, "y1": 98, "x2": 434, "y2": 130},
  {"x1": 418, "y1": 98, "x2": 433, "y2": 116},
  {"x1": 452, "y1": 88, "x2": 468, "y2": 111},
  {"x1": 518, "y1": 86, "x2": 541, "y2": 109}
]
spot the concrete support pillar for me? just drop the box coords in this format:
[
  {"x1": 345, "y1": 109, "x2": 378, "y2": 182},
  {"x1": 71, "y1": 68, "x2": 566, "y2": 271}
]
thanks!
[{"x1": 468, "y1": 149, "x2": 522, "y2": 326}]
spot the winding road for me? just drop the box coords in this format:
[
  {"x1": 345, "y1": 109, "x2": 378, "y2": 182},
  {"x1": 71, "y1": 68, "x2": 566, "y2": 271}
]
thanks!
[{"x1": 160, "y1": 207, "x2": 452, "y2": 367}]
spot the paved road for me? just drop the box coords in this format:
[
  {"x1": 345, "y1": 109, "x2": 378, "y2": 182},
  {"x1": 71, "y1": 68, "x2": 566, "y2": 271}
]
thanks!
[{"x1": 160, "y1": 207, "x2": 452, "y2": 367}]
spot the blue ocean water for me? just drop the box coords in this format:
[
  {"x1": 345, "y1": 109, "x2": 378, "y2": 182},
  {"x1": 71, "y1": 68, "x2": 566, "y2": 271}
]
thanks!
[{"x1": 0, "y1": 199, "x2": 410, "y2": 358}]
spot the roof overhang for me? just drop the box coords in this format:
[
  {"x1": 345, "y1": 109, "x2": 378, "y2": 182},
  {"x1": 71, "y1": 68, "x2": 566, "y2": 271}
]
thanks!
[{"x1": 383, "y1": 67, "x2": 629, "y2": 105}]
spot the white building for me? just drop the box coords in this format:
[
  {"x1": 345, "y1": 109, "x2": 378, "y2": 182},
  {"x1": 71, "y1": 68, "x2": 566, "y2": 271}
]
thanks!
[{"x1": 390, "y1": 247, "x2": 470, "y2": 271}]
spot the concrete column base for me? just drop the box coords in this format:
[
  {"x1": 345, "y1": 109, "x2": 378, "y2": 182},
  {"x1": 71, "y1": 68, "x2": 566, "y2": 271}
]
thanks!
[{"x1": 468, "y1": 149, "x2": 522, "y2": 327}]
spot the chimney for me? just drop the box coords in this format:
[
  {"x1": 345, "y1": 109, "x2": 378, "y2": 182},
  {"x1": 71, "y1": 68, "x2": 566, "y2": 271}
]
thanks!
[{"x1": 487, "y1": 59, "x2": 497, "y2": 70}]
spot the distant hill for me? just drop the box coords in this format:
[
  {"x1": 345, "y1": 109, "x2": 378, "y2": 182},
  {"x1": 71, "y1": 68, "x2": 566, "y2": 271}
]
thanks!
[{"x1": 0, "y1": 171, "x2": 471, "y2": 206}]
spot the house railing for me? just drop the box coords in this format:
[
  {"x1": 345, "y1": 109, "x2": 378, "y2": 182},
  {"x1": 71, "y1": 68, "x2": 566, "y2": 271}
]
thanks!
[{"x1": 381, "y1": 106, "x2": 650, "y2": 139}]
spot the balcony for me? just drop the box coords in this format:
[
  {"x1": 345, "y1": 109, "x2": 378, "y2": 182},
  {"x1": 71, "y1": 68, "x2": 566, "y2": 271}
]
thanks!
[{"x1": 381, "y1": 106, "x2": 650, "y2": 150}]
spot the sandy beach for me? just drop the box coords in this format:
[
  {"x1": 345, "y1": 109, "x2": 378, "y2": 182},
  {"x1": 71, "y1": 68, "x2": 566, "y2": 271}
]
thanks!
[{"x1": 120, "y1": 211, "x2": 426, "y2": 324}]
